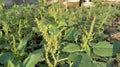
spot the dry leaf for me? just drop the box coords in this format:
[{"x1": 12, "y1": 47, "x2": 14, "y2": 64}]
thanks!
[{"x1": 110, "y1": 32, "x2": 120, "y2": 41}]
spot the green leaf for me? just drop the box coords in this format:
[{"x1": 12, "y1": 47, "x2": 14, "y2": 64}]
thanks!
[
  {"x1": 0, "y1": 52, "x2": 14, "y2": 64},
  {"x1": 112, "y1": 41, "x2": 120, "y2": 54},
  {"x1": 0, "y1": 43, "x2": 11, "y2": 49},
  {"x1": 23, "y1": 48, "x2": 45, "y2": 67},
  {"x1": 68, "y1": 53, "x2": 96, "y2": 67},
  {"x1": 0, "y1": 30, "x2": 2, "y2": 38},
  {"x1": 17, "y1": 33, "x2": 32, "y2": 51},
  {"x1": 49, "y1": 26, "x2": 60, "y2": 36},
  {"x1": 95, "y1": 62, "x2": 107, "y2": 67},
  {"x1": 7, "y1": 60, "x2": 15, "y2": 67},
  {"x1": 32, "y1": 27, "x2": 40, "y2": 34},
  {"x1": 57, "y1": 19, "x2": 67, "y2": 27},
  {"x1": 40, "y1": 39, "x2": 47, "y2": 46},
  {"x1": 93, "y1": 41, "x2": 113, "y2": 57},
  {"x1": 96, "y1": 33, "x2": 108, "y2": 41},
  {"x1": 68, "y1": 53, "x2": 79, "y2": 62},
  {"x1": 84, "y1": 44, "x2": 91, "y2": 56},
  {"x1": 62, "y1": 43, "x2": 80, "y2": 52},
  {"x1": 64, "y1": 27, "x2": 79, "y2": 40},
  {"x1": 12, "y1": 59, "x2": 23, "y2": 67}
]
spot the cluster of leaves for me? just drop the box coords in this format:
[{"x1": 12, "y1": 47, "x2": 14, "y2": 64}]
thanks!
[{"x1": 0, "y1": 1, "x2": 120, "y2": 67}]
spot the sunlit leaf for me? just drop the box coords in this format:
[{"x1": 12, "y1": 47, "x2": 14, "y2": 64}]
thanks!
[
  {"x1": 49, "y1": 26, "x2": 60, "y2": 36},
  {"x1": 17, "y1": 33, "x2": 32, "y2": 51},
  {"x1": 7, "y1": 60, "x2": 15, "y2": 67},
  {"x1": 93, "y1": 41, "x2": 113, "y2": 57},
  {"x1": 62, "y1": 43, "x2": 80, "y2": 52},
  {"x1": 23, "y1": 48, "x2": 45, "y2": 67},
  {"x1": 57, "y1": 19, "x2": 67, "y2": 27}
]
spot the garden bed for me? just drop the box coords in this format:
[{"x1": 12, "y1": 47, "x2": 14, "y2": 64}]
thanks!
[{"x1": 0, "y1": 0, "x2": 120, "y2": 67}]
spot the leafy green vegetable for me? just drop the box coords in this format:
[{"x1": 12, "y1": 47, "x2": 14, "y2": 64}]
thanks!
[
  {"x1": 68, "y1": 53, "x2": 96, "y2": 67},
  {"x1": 0, "y1": 43, "x2": 11, "y2": 49},
  {"x1": 112, "y1": 41, "x2": 120, "y2": 54},
  {"x1": 0, "y1": 52, "x2": 14, "y2": 64},
  {"x1": 93, "y1": 41, "x2": 113, "y2": 57},
  {"x1": 0, "y1": 0, "x2": 120, "y2": 66},
  {"x1": 57, "y1": 19, "x2": 67, "y2": 27},
  {"x1": 17, "y1": 33, "x2": 32, "y2": 51},
  {"x1": 62, "y1": 43, "x2": 80, "y2": 52},
  {"x1": 23, "y1": 48, "x2": 45, "y2": 67},
  {"x1": 64, "y1": 27, "x2": 79, "y2": 40},
  {"x1": 7, "y1": 60, "x2": 15, "y2": 67}
]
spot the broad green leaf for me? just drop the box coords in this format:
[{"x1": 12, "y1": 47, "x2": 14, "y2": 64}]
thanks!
[
  {"x1": 0, "y1": 52, "x2": 14, "y2": 64},
  {"x1": 17, "y1": 33, "x2": 32, "y2": 51},
  {"x1": 32, "y1": 27, "x2": 40, "y2": 34},
  {"x1": 49, "y1": 26, "x2": 59, "y2": 36},
  {"x1": 23, "y1": 48, "x2": 45, "y2": 67},
  {"x1": 64, "y1": 27, "x2": 79, "y2": 40},
  {"x1": 57, "y1": 19, "x2": 67, "y2": 27},
  {"x1": 11, "y1": 59, "x2": 24, "y2": 67},
  {"x1": 96, "y1": 33, "x2": 108, "y2": 41},
  {"x1": 62, "y1": 43, "x2": 80, "y2": 52},
  {"x1": 112, "y1": 41, "x2": 120, "y2": 54},
  {"x1": 93, "y1": 41, "x2": 113, "y2": 57},
  {"x1": 68, "y1": 53, "x2": 96, "y2": 67},
  {"x1": 0, "y1": 43, "x2": 11, "y2": 49},
  {"x1": 40, "y1": 39, "x2": 47, "y2": 46},
  {"x1": 68, "y1": 53, "x2": 79, "y2": 62},
  {"x1": 7, "y1": 60, "x2": 15, "y2": 67}
]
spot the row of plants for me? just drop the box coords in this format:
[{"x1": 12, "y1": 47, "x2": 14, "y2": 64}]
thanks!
[{"x1": 0, "y1": 0, "x2": 120, "y2": 67}]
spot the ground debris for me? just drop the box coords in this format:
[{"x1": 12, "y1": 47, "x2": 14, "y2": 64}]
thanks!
[{"x1": 108, "y1": 32, "x2": 120, "y2": 42}]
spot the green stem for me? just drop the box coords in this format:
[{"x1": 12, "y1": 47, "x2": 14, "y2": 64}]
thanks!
[
  {"x1": 82, "y1": 17, "x2": 96, "y2": 56},
  {"x1": 58, "y1": 58, "x2": 68, "y2": 62}
]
